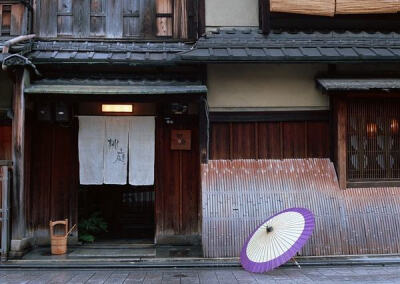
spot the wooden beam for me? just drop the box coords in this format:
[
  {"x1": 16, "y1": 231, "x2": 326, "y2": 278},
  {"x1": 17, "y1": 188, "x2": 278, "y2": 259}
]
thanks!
[
  {"x1": 259, "y1": 0, "x2": 270, "y2": 34},
  {"x1": 11, "y1": 68, "x2": 29, "y2": 240},
  {"x1": 210, "y1": 110, "x2": 330, "y2": 123},
  {"x1": 270, "y1": 12, "x2": 400, "y2": 31},
  {"x1": 198, "y1": 0, "x2": 205, "y2": 36}
]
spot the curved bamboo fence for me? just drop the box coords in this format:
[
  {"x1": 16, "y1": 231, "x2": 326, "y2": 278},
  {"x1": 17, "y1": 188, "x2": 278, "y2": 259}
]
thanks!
[
  {"x1": 202, "y1": 159, "x2": 400, "y2": 258},
  {"x1": 336, "y1": 0, "x2": 399, "y2": 14},
  {"x1": 270, "y1": 0, "x2": 335, "y2": 16}
]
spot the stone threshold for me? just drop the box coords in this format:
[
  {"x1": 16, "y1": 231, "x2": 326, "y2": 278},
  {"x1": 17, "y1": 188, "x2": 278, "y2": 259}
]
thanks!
[{"x1": 2, "y1": 254, "x2": 400, "y2": 269}]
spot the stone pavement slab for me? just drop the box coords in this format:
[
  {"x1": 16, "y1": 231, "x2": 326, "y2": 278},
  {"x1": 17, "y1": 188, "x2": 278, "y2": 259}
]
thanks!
[{"x1": 0, "y1": 265, "x2": 399, "y2": 284}]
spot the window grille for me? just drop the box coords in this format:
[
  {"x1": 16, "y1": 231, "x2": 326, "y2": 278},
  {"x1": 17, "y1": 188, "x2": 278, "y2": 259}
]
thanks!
[{"x1": 347, "y1": 99, "x2": 400, "y2": 182}]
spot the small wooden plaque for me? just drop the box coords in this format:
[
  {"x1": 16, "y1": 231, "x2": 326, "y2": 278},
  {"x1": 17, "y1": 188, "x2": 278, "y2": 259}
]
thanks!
[{"x1": 171, "y1": 130, "x2": 191, "y2": 150}]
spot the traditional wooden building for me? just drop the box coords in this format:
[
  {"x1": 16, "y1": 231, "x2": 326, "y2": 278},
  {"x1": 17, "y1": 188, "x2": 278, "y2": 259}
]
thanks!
[{"x1": 1, "y1": 0, "x2": 400, "y2": 259}]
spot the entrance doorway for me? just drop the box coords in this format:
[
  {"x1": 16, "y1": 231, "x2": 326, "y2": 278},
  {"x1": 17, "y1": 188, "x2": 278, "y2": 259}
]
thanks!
[
  {"x1": 28, "y1": 99, "x2": 202, "y2": 252},
  {"x1": 78, "y1": 185, "x2": 155, "y2": 243}
]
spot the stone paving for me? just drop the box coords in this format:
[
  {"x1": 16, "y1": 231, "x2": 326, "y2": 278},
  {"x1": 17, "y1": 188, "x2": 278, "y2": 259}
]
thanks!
[{"x1": 0, "y1": 265, "x2": 399, "y2": 284}]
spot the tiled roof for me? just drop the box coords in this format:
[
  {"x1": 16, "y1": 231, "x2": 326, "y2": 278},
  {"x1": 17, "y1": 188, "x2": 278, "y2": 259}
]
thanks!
[
  {"x1": 25, "y1": 78, "x2": 207, "y2": 95},
  {"x1": 181, "y1": 28, "x2": 400, "y2": 63},
  {"x1": 28, "y1": 40, "x2": 193, "y2": 65},
  {"x1": 317, "y1": 78, "x2": 400, "y2": 91}
]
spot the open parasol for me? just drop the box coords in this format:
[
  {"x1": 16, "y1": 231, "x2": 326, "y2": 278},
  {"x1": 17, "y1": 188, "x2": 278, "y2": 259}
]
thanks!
[{"x1": 240, "y1": 208, "x2": 315, "y2": 273}]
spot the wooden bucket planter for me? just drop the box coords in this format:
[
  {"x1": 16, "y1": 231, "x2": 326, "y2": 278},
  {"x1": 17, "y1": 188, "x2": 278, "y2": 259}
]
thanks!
[{"x1": 49, "y1": 219, "x2": 76, "y2": 255}]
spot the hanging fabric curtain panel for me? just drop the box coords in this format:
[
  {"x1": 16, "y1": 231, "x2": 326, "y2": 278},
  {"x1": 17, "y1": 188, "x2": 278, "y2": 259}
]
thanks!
[
  {"x1": 336, "y1": 0, "x2": 399, "y2": 14},
  {"x1": 78, "y1": 116, "x2": 156, "y2": 186},
  {"x1": 78, "y1": 116, "x2": 106, "y2": 185},
  {"x1": 103, "y1": 117, "x2": 130, "y2": 185},
  {"x1": 270, "y1": 0, "x2": 335, "y2": 16},
  {"x1": 129, "y1": 117, "x2": 155, "y2": 186}
]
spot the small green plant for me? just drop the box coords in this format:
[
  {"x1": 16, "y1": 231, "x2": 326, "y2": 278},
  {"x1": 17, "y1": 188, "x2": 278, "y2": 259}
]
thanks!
[{"x1": 78, "y1": 212, "x2": 108, "y2": 243}]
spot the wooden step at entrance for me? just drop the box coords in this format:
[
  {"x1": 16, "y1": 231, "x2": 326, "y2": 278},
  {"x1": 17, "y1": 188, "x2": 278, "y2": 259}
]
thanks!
[{"x1": 68, "y1": 248, "x2": 156, "y2": 258}]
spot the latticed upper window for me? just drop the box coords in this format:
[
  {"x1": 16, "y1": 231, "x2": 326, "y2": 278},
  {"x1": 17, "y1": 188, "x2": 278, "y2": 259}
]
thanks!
[{"x1": 347, "y1": 99, "x2": 400, "y2": 182}]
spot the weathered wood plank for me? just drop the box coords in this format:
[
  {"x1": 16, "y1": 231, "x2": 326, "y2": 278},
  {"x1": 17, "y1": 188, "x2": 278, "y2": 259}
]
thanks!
[
  {"x1": 73, "y1": 0, "x2": 90, "y2": 37},
  {"x1": 58, "y1": 0, "x2": 73, "y2": 36},
  {"x1": 10, "y1": 4, "x2": 25, "y2": 35},
  {"x1": 173, "y1": 0, "x2": 188, "y2": 38},
  {"x1": 123, "y1": 0, "x2": 142, "y2": 36},
  {"x1": 142, "y1": 0, "x2": 156, "y2": 38},
  {"x1": 90, "y1": 0, "x2": 105, "y2": 36},
  {"x1": 11, "y1": 69, "x2": 29, "y2": 241},
  {"x1": 39, "y1": 0, "x2": 57, "y2": 37},
  {"x1": 106, "y1": 0, "x2": 123, "y2": 38},
  {"x1": 156, "y1": 0, "x2": 172, "y2": 37}
]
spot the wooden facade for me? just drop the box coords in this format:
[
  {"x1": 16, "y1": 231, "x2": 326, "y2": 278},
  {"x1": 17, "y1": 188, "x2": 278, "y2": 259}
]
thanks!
[
  {"x1": 210, "y1": 120, "x2": 330, "y2": 160},
  {"x1": 36, "y1": 0, "x2": 202, "y2": 40},
  {"x1": 1, "y1": 0, "x2": 400, "y2": 260},
  {"x1": 24, "y1": 97, "x2": 202, "y2": 245}
]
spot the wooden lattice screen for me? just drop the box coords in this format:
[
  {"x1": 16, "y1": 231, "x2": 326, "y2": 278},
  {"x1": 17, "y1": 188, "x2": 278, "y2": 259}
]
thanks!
[{"x1": 347, "y1": 99, "x2": 400, "y2": 182}]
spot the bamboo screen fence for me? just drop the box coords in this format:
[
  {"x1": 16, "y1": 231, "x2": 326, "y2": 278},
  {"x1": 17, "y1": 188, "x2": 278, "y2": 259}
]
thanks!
[
  {"x1": 270, "y1": 0, "x2": 335, "y2": 16},
  {"x1": 270, "y1": 0, "x2": 400, "y2": 16}
]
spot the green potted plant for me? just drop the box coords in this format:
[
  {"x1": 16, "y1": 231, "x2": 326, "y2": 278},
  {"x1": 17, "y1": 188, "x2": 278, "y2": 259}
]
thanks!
[{"x1": 78, "y1": 211, "x2": 108, "y2": 243}]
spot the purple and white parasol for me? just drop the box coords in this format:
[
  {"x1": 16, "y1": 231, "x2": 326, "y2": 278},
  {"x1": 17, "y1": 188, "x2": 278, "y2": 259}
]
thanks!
[{"x1": 240, "y1": 208, "x2": 315, "y2": 273}]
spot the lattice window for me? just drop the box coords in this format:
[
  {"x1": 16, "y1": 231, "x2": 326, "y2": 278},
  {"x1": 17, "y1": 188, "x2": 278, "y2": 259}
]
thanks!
[{"x1": 347, "y1": 99, "x2": 400, "y2": 182}]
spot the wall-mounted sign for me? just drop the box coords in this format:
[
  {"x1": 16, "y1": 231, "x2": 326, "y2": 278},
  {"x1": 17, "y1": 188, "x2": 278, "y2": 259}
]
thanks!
[
  {"x1": 102, "y1": 104, "x2": 133, "y2": 113},
  {"x1": 171, "y1": 130, "x2": 191, "y2": 151}
]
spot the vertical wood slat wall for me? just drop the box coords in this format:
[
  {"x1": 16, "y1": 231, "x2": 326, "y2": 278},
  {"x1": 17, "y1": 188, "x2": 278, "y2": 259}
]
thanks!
[
  {"x1": 27, "y1": 119, "x2": 78, "y2": 242},
  {"x1": 210, "y1": 121, "x2": 330, "y2": 160},
  {"x1": 155, "y1": 116, "x2": 200, "y2": 243},
  {"x1": 38, "y1": 0, "x2": 196, "y2": 39}
]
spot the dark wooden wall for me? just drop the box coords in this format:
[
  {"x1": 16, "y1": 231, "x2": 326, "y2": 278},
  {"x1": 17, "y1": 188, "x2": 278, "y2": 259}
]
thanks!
[
  {"x1": 210, "y1": 121, "x2": 330, "y2": 160},
  {"x1": 27, "y1": 119, "x2": 78, "y2": 240},
  {"x1": 155, "y1": 115, "x2": 200, "y2": 244},
  {"x1": 0, "y1": 124, "x2": 11, "y2": 160}
]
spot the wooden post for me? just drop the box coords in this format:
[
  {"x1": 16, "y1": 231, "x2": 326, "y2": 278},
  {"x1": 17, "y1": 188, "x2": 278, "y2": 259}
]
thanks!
[
  {"x1": 1, "y1": 164, "x2": 11, "y2": 261},
  {"x1": 259, "y1": 0, "x2": 271, "y2": 34},
  {"x1": 11, "y1": 68, "x2": 29, "y2": 243},
  {"x1": 198, "y1": 0, "x2": 205, "y2": 36},
  {"x1": 199, "y1": 95, "x2": 209, "y2": 164},
  {"x1": 335, "y1": 97, "x2": 347, "y2": 189}
]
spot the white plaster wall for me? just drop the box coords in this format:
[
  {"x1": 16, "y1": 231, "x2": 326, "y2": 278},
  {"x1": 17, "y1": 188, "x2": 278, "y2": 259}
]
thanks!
[
  {"x1": 207, "y1": 64, "x2": 329, "y2": 110},
  {"x1": 206, "y1": 0, "x2": 259, "y2": 27}
]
